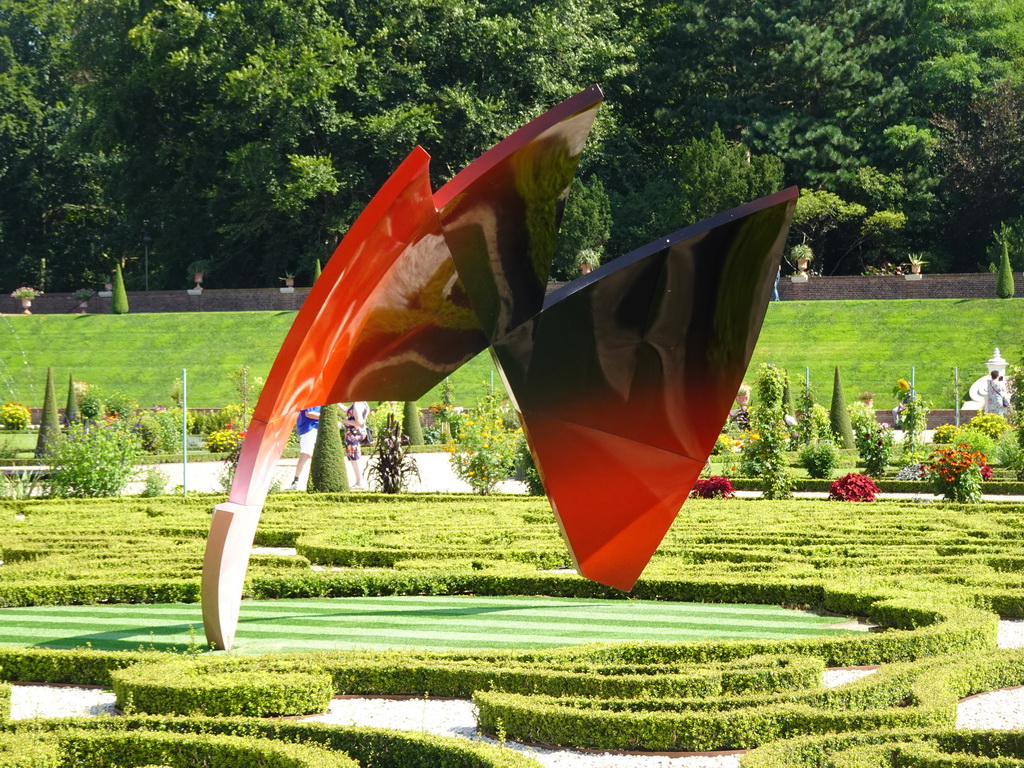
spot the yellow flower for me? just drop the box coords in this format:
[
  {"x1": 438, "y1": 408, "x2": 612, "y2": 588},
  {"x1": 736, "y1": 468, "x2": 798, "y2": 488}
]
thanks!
[{"x1": 897, "y1": 379, "x2": 910, "y2": 391}]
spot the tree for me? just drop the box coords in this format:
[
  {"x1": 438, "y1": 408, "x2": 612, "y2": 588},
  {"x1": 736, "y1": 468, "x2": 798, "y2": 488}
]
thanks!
[
  {"x1": 830, "y1": 367, "x2": 856, "y2": 449},
  {"x1": 64, "y1": 372, "x2": 78, "y2": 426},
  {"x1": 111, "y1": 263, "x2": 129, "y2": 314},
  {"x1": 309, "y1": 403, "x2": 347, "y2": 492},
  {"x1": 35, "y1": 367, "x2": 59, "y2": 458},
  {"x1": 402, "y1": 401, "x2": 424, "y2": 447}
]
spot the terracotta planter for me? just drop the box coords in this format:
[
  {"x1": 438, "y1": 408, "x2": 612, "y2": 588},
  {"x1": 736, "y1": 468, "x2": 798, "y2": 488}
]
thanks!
[
  {"x1": 796, "y1": 258, "x2": 809, "y2": 272},
  {"x1": 910, "y1": 263, "x2": 921, "y2": 275}
]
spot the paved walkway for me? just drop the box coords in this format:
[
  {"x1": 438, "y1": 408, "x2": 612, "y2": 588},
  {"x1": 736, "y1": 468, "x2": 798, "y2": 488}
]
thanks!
[{"x1": 132, "y1": 452, "x2": 527, "y2": 495}]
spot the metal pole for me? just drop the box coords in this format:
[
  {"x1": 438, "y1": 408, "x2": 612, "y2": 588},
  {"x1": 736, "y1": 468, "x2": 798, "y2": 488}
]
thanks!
[
  {"x1": 804, "y1": 366, "x2": 810, "y2": 445},
  {"x1": 182, "y1": 368, "x2": 187, "y2": 497},
  {"x1": 954, "y1": 367, "x2": 960, "y2": 427},
  {"x1": 909, "y1": 367, "x2": 916, "y2": 444}
]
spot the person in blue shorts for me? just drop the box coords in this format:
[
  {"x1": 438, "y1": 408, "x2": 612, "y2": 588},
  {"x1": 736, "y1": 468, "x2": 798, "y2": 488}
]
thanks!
[{"x1": 289, "y1": 406, "x2": 320, "y2": 490}]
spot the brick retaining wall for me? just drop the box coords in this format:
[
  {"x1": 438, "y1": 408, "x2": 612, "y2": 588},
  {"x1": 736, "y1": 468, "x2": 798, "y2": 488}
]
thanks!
[
  {"x1": 778, "y1": 272, "x2": 1024, "y2": 301},
  {"x1": 3, "y1": 273, "x2": 1018, "y2": 315}
]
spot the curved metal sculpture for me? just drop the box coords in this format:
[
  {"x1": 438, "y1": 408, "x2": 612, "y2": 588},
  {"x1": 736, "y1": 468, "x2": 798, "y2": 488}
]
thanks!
[{"x1": 201, "y1": 84, "x2": 798, "y2": 650}]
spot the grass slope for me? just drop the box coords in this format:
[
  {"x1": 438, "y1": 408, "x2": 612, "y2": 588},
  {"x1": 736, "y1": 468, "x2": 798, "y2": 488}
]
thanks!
[
  {"x1": 748, "y1": 298, "x2": 1024, "y2": 411},
  {"x1": 0, "y1": 597, "x2": 848, "y2": 654},
  {"x1": 0, "y1": 298, "x2": 1017, "y2": 409}
]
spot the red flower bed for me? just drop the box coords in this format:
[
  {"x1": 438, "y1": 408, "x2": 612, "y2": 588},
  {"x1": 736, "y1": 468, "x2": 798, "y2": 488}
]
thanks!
[
  {"x1": 829, "y1": 473, "x2": 880, "y2": 502},
  {"x1": 691, "y1": 476, "x2": 736, "y2": 499}
]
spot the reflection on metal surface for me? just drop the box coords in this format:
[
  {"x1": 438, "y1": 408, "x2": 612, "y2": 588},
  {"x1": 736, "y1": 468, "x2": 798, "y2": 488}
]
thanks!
[{"x1": 202, "y1": 84, "x2": 797, "y2": 651}]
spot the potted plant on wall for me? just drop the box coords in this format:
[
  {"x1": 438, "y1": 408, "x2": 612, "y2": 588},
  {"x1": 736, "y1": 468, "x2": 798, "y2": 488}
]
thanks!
[
  {"x1": 576, "y1": 248, "x2": 602, "y2": 276},
  {"x1": 10, "y1": 286, "x2": 41, "y2": 314},
  {"x1": 73, "y1": 288, "x2": 94, "y2": 313},
  {"x1": 280, "y1": 273, "x2": 296, "y2": 293},
  {"x1": 790, "y1": 243, "x2": 814, "y2": 281},
  {"x1": 905, "y1": 253, "x2": 927, "y2": 279},
  {"x1": 187, "y1": 260, "x2": 210, "y2": 294}
]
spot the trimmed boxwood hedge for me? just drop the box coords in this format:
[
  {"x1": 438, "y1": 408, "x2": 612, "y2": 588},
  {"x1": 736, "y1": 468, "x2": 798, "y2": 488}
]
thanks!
[
  {"x1": 112, "y1": 656, "x2": 334, "y2": 717},
  {"x1": 2, "y1": 717, "x2": 544, "y2": 768},
  {"x1": 474, "y1": 648, "x2": 1024, "y2": 752},
  {"x1": 742, "y1": 729, "x2": 1024, "y2": 767},
  {"x1": 0, "y1": 729, "x2": 359, "y2": 768}
]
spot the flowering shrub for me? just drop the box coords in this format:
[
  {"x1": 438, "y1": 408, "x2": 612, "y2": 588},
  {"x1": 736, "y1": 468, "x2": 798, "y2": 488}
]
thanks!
[
  {"x1": 965, "y1": 412, "x2": 1009, "y2": 440},
  {"x1": 854, "y1": 420, "x2": 895, "y2": 478},
  {"x1": 0, "y1": 402, "x2": 30, "y2": 430},
  {"x1": 691, "y1": 476, "x2": 735, "y2": 499},
  {"x1": 892, "y1": 378, "x2": 928, "y2": 451},
  {"x1": 205, "y1": 428, "x2": 243, "y2": 453},
  {"x1": 924, "y1": 444, "x2": 990, "y2": 503},
  {"x1": 10, "y1": 286, "x2": 41, "y2": 300},
  {"x1": 711, "y1": 433, "x2": 733, "y2": 456},
  {"x1": 448, "y1": 392, "x2": 522, "y2": 495},
  {"x1": 47, "y1": 421, "x2": 142, "y2": 497},
  {"x1": 748, "y1": 364, "x2": 793, "y2": 499},
  {"x1": 829, "y1": 473, "x2": 880, "y2": 502},
  {"x1": 931, "y1": 423, "x2": 958, "y2": 443}
]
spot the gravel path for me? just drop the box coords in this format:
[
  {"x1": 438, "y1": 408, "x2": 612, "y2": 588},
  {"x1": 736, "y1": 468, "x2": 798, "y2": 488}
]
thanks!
[{"x1": 9, "y1": 620, "x2": 1024, "y2": 768}]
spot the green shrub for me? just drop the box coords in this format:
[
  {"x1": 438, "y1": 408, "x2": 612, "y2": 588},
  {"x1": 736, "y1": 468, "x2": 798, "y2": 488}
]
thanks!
[
  {"x1": 140, "y1": 467, "x2": 168, "y2": 497},
  {"x1": 135, "y1": 411, "x2": 162, "y2": 453},
  {"x1": 77, "y1": 385, "x2": 103, "y2": 420},
  {"x1": 0, "y1": 732, "x2": 59, "y2": 767},
  {"x1": 0, "y1": 402, "x2": 30, "y2": 430},
  {"x1": 46, "y1": 420, "x2": 143, "y2": 497},
  {"x1": 949, "y1": 427, "x2": 996, "y2": 459},
  {"x1": 800, "y1": 441, "x2": 840, "y2": 479},
  {"x1": 104, "y1": 389, "x2": 139, "y2": 420},
  {"x1": 931, "y1": 423, "x2": 958, "y2": 443},
  {"x1": 516, "y1": 436, "x2": 545, "y2": 495}
]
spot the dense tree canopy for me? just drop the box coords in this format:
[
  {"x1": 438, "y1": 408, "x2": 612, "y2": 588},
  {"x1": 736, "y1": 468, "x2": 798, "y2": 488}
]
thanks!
[{"x1": 1, "y1": 0, "x2": 1022, "y2": 290}]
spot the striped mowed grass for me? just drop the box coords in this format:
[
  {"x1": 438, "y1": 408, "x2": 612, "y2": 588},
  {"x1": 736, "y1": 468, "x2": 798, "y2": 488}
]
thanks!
[{"x1": 0, "y1": 596, "x2": 854, "y2": 654}]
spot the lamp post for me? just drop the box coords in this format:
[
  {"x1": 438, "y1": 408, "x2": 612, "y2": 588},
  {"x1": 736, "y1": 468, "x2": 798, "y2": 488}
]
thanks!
[{"x1": 143, "y1": 221, "x2": 152, "y2": 291}]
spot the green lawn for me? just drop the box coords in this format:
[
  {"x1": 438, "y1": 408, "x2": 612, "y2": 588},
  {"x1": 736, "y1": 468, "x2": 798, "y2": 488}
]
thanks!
[
  {"x1": 0, "y1": 596, "x2": 851, "y2": 654},
  {"x1": 0, "y1": 298, "x2": 1018, "y2": 409}
]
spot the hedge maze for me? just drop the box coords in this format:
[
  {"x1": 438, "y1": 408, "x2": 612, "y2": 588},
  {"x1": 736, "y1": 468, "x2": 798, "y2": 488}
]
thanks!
[{"x1": 5, "y1": 493, "x2": 1024, "y2": 765}]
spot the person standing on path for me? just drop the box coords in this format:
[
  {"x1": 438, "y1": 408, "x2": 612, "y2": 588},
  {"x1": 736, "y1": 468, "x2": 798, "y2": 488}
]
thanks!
[
  {"x1": 289, "y1": 406, "x2": 320, "y2": 490},
  {"x1": 342, "y1": 401, "x2": 370, "y2": 489}
]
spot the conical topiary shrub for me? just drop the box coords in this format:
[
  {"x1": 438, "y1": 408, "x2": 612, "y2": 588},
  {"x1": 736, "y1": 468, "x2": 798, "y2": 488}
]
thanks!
[
  {"x1": 997, "y1": 240, "x2": 1015, "y2": 299},
  {"x1": 402, "y1": 401, "x2": 424, "y2": 447},
  {"x1": 35, "y1": 367, "x2": 60, "y2": 458},
  {"x1": 830, "y1": 365, "x2": 855, "y2": 449},
  {"x1": 783, "y1": 377, "x2": 795, "y2": 418},
  {"x1": 313, "y1": 258, "x2": 322, "y2": 283},
  {"x1": 64, "y1": 372, "x2": 79, "y2": 426},
  {"x1": 112, "y1": 263, "x2": 129, "y2": 314},
  {"x1": 309, "y1": 403, "x2": 348, "y2": 492}
]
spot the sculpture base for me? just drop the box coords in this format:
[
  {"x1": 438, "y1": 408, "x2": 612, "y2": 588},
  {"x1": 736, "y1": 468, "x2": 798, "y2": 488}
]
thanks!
[
  {"x1": 279, "y1": 286, "x2": 295, "y2": 294},
  {"x1": 904, "y1": 273, "x2": 922, "y2": 281},
  {"x1": 187, "y1": 288, "x2": 203, "y2": 295},
  {"x1": 790, "y1": 274, "x2": 808, "y2": 283},
  {"x1": 97, "y1": 291, "x2": 112, "y2": 298}
]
